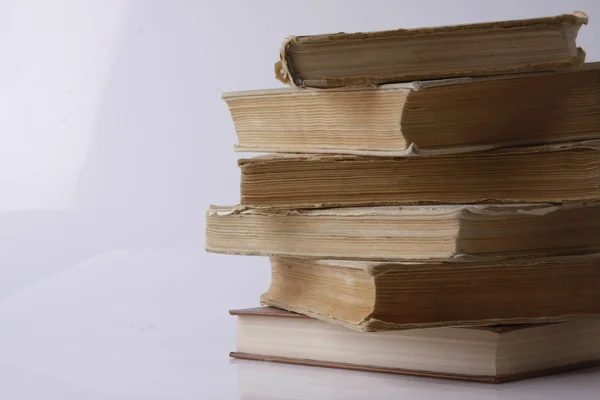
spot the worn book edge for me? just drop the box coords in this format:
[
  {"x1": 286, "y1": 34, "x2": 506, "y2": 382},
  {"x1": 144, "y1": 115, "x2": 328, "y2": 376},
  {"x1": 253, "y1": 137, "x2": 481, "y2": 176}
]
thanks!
[{"x1": 206, "y1": 202, "x2": 590, "y2": 218}]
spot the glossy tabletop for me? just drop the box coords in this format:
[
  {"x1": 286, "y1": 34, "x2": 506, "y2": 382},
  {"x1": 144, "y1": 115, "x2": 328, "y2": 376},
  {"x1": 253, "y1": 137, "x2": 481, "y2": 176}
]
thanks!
[{"x1": 0, "y1": 248, "x2": 599, "y2": 399}]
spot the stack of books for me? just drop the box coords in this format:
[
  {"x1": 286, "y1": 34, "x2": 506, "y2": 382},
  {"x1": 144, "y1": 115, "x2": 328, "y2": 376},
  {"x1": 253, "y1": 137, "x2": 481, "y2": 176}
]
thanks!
[{"x1": 206, "y1": 11, "x2": 600, "y2": 383}]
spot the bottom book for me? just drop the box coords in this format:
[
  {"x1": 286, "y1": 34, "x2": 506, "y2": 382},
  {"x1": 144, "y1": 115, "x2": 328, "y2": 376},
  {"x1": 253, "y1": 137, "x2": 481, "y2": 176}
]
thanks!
[{"x1": 229, "y1": 307, "x2": 600, "y2": 383}]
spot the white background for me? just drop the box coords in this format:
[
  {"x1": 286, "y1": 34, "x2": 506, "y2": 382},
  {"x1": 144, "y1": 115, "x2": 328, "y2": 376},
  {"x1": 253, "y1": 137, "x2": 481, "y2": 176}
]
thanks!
[{"x1": 0, "y1": 0, "x2": 599, "y2": 398}]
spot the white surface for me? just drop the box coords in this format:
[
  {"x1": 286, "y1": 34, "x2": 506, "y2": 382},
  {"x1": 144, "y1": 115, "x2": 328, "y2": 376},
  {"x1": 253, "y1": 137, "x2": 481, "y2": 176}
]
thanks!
[{"x1": 0, "y1": 0, "x2": 599, "y2": 398}]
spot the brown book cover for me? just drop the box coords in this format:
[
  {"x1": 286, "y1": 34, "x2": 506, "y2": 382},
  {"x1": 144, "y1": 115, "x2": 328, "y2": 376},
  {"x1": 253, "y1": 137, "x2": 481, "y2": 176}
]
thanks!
[{"x1": 275, "y1": 12, "x2": 588, "y2": 88}]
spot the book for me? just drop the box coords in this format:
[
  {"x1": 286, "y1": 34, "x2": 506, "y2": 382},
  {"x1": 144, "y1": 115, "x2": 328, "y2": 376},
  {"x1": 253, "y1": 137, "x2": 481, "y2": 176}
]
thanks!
[
  {"x1": 260, "y1": 256, "x2": 600, "y2": 331},
  {"x1": 275, "y1": 12, "x2": 588, "y2": 88},
  {"x1": 238, "y1": 141, "x2": 600, "y2": 208},
  {"x1": 205, "y1": 202, "x2": 600, "y2": 261},
  {"x1": 230, "y1": 307, "x2": 600, "y2": 383},
  {"x1": 234, "y1": 357, "x2": 574, "y2": 399},
  {"x1": 225, "y1": 64, "x2": 600, "y2": 156}
]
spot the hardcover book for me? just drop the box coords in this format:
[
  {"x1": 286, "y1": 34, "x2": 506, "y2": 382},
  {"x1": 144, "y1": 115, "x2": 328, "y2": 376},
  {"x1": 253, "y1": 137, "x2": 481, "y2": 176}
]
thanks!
[
  {"x1": 261, "y1": 256, "x2": 600, "y2": 331},
  {"x1": 230, "y1": 307, "x2": 600, "y2": 383},
  {"x1": 206, "y1": 202, "x2": 600, "y2": 261},
  {"x1": 225, "y1": 64, "x2": 600, "y2": 155},
  {"x1": 237, "y1": 141, "x2": 600, "y2": 208},
  {"x1": 275, "y1": 12, "x2": 588, "y2": 88}
]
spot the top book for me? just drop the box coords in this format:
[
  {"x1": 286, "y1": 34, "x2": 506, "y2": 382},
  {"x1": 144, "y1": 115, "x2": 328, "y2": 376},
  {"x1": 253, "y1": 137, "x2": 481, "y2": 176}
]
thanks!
[{"x1": 275, "y1": 12, "x2": 588, "y2": 88}]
